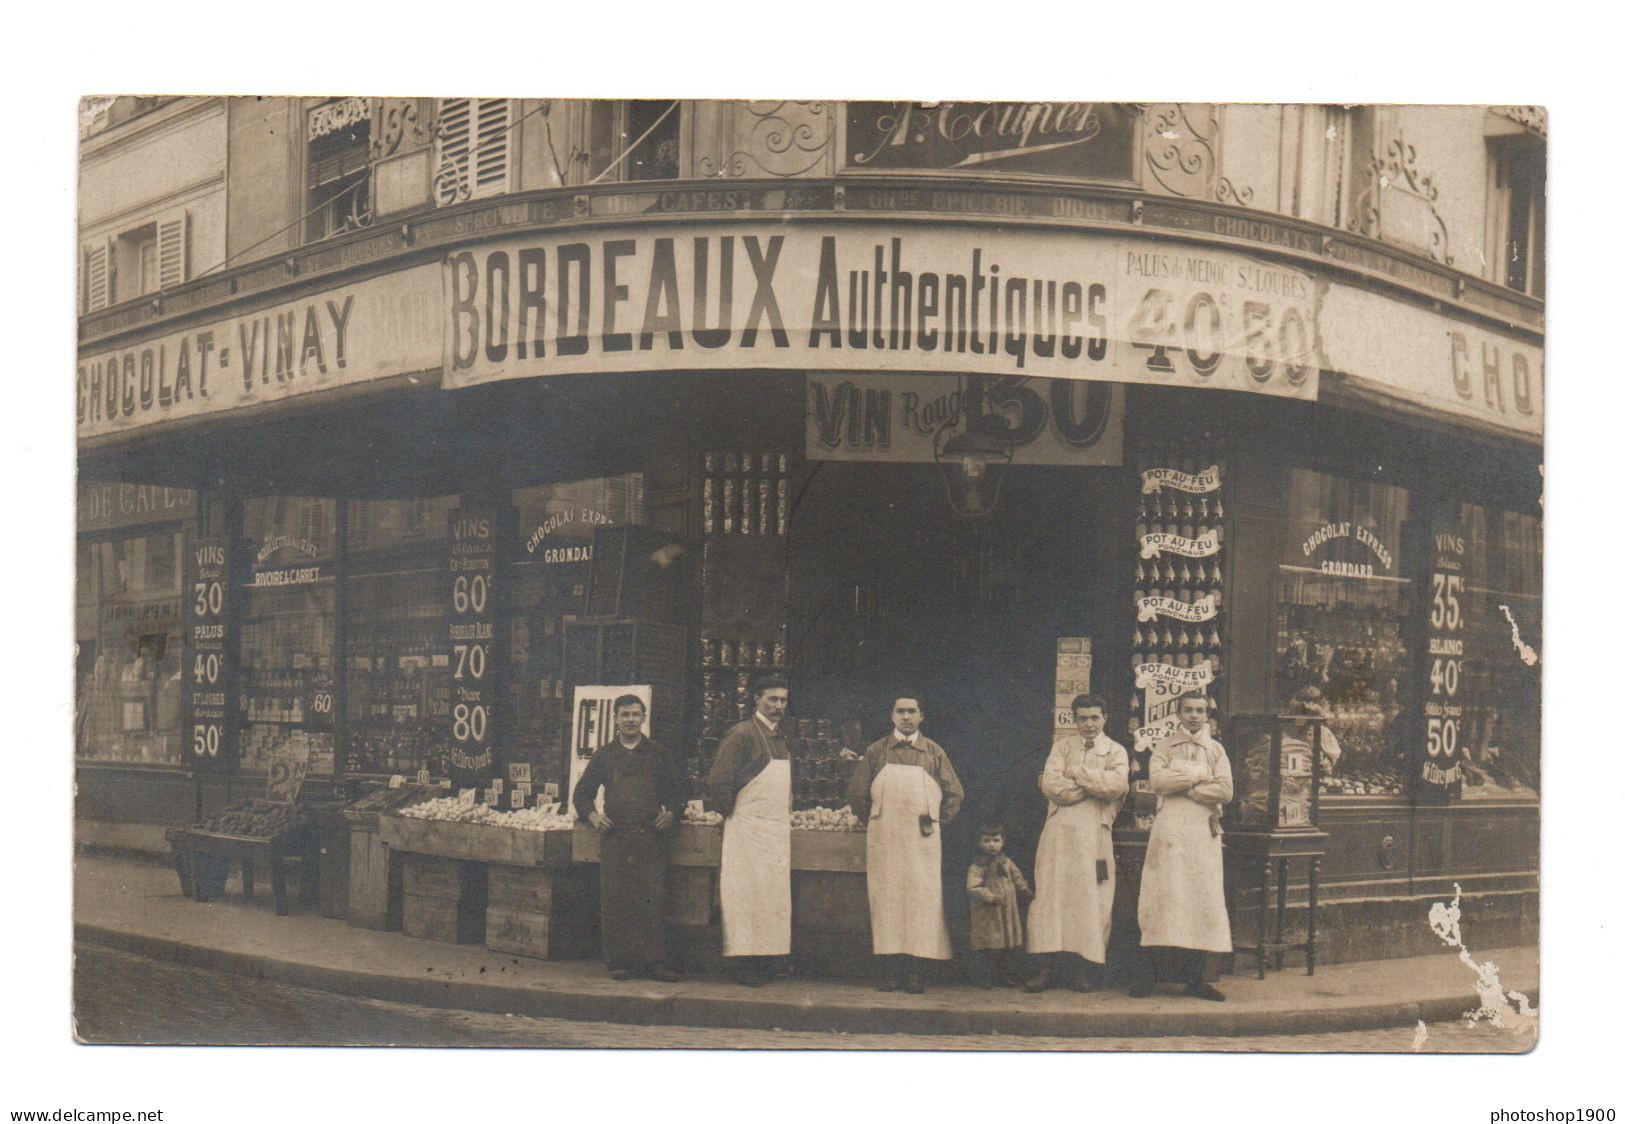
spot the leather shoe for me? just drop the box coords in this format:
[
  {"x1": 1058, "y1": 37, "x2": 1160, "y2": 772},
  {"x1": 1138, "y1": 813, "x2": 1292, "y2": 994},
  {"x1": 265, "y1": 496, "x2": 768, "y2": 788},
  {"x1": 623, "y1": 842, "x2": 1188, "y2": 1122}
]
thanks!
[
  {"x1": 1067, "y1": 977, "x2": 1099, "y2": 994},
  {"x1": 876, "y1": 978, "x2": 900, "y2": 992},
  {"x1": 1022, "y1": 972, "x2": 1050, "y2": 994},
  {"x1": 733, "y1": 972, "x2": 764, "y2": 988},
  {"x1": 902, "y1": 974, "x2": 925, "y2": 995},
  {"x1": 649, "y1": 965, "x2": 682, "y2": 983},
  {"x1": 1128, "y1": 980, "x2": 1155, "y2": 998},
  {"x1": 1184, "y1": 982, "x2": 1226, "y2": 1002},
  {"x1": 609, "y1": 968, "x2": 634, "y2": 981}
]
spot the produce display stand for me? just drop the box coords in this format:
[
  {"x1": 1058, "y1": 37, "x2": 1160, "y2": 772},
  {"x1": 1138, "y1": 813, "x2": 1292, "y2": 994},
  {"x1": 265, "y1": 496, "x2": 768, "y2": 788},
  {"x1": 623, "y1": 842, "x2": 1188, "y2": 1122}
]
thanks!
[
  {"x1": 166, "y1": 821, "x2": 319, "y2": 916},
  {"x1": 376, "y1": 814, "x2": 591, "y2": 958},
  {"x1": 341, "y1": 785, "x2": 438, "y2": 931}
]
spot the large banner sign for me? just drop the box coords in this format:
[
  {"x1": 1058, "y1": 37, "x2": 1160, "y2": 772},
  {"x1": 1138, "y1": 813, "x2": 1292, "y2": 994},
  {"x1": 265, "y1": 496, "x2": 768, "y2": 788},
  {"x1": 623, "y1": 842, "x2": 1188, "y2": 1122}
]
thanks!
[
  {"x1": 1319, "y1": 283, "x2": 1543, "y2": 441},
  {"x1": 442, "y1": 223, "x2": 1322, "y2": 401},
  {"x1": 77, "y1": 264, "x2": 442, "y2": 440}
]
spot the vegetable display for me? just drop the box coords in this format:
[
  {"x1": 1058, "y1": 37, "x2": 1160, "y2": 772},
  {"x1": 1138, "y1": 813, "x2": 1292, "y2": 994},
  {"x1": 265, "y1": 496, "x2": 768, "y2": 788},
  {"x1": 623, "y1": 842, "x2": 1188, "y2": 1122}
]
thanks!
[{"x1": 397, "y1": 796, "x2": 575, "y2": 832}]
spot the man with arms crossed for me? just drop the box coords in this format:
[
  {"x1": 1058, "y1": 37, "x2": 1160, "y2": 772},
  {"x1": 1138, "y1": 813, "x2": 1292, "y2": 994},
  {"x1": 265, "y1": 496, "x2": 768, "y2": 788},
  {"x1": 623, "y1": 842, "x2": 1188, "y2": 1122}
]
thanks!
[
  {"x1": 1134, "y1": 692, "x2": 1232, "y2": 1001},
  {"x1": 1024, "y1": 694, "x2": 1129, "y2": 993}
]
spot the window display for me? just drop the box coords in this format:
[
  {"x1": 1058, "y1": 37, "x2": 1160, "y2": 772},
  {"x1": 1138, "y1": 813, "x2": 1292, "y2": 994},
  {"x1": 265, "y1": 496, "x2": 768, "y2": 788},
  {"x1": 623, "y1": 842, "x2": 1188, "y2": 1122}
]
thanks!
[
  {"x1": 1274, "y1": 470, "x2": 1412, "y2": 797},
  {"x1": 508, "y1": 475, "x2": 647, "y2": 791},
  {"x1": 76, "y1": 528, "x2": 187, "y2": 764},
  {"x1": 241, "y1": 497, "x2": 338, "y2": 775},
  {"x1": 344, "y1": 497, "x2": 460, "y2": 776},
  {"x1": 1456, "y1": 504, "x2": 1540, "y2": 799}
]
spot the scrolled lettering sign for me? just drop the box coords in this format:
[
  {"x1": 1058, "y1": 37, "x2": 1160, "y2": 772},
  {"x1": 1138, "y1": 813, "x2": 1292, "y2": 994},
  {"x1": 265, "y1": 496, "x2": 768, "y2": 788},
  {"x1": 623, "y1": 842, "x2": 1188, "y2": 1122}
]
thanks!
[
  {"x1": 1140, "y1": 530, "x2": 1220, "y2": 559},
  {"x1": 1136, "y1": 594, "x2": 1218, "y2": 623},
  {"x1": 1141, "y1": 465, "x2": 1221, "y2": 494}
]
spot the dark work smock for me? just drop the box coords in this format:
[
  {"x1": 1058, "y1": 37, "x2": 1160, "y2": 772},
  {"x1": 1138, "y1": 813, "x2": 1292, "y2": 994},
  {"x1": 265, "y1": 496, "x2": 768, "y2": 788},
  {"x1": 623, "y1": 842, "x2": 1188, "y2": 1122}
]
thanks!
[{"x1": 572, "y1": 737, "x2": 685, "y2": 969}]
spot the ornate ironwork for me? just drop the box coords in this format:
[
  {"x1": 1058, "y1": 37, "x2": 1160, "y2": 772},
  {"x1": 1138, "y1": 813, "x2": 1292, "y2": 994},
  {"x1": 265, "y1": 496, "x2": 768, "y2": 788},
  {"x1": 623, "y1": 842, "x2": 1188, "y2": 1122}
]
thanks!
[
  {"x1": 1489, "y1": 105, "x2": 1547, "y2": 139},
  {"x1": 308, "y1": 97, "x2": 370, "y2": 142},
  {"x1": 372, "y1": 98, "x2": 428, "y2": 160},
  {"x1": 699, "y1": 101, "x2": 833, "y2": 178},
  {"x1": 1347, "y1": 130, "x2": 1454, "y2": 266},
  {"x1": 433, "y1": 115, "x2": 471, "y2": 207},
  {"x1": 1144, "y1": 103, "x2": 1218, "y2": 199}
]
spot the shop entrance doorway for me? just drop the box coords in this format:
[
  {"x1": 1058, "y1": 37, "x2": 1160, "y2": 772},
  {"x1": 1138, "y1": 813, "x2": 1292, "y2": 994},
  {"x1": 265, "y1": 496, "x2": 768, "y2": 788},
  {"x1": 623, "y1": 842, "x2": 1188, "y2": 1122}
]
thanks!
[{"x1": 790, "y1": 460, "x2": 1119, "y2": 930}]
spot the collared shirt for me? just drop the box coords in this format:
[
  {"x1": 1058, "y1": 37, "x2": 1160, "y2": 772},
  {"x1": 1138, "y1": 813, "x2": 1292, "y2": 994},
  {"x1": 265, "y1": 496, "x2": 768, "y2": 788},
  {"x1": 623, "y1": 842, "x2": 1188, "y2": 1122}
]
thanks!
[
  {"x1": 707, "y1": 714, "x2": 794, "y2": 817},
  {"x1": 892, "y1": 730, "x2": 919, "y2": 745},
  {"x1": 755, "y1": 713, "x2": 780, "y2": 733}
]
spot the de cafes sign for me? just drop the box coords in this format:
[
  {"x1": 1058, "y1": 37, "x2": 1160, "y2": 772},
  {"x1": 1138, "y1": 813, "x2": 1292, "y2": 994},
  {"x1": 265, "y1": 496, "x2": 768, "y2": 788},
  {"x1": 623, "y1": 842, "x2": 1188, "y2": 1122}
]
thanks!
[{"x1": 443, "y1": 222, "x2": 1321, "y2": 401}]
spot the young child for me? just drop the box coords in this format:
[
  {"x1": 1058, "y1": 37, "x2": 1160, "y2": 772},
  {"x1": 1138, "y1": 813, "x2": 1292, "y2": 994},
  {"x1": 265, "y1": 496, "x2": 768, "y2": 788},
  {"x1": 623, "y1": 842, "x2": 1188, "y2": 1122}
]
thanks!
[{"x1": 966, "y1": 823, "x2": 1034, "y2": 988}]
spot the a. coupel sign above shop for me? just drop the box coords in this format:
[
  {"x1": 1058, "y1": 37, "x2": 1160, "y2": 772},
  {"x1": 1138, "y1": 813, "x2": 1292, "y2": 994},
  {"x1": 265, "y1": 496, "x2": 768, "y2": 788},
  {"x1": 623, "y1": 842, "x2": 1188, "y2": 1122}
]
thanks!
[{"x1": 441, "y1": 222, "x2": 1323, "y2": 401}]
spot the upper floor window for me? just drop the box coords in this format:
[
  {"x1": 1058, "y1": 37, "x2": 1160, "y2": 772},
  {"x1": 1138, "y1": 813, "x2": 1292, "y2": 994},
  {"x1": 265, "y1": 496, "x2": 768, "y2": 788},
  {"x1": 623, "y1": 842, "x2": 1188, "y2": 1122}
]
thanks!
[
  {"x1": 80, "y1": 211, "x2": 189, "y2": 314},
  {"x1": 1488, "y1": 136, "x2": 1545, "y2": 299},
  {"x1": 307, "y1": 98, "x2": 373, "y2": 242},
  {"x1": 434, "y1": 98, "x2": 512, "y2": 206},
  {"x1": 587, "y1": 100, "x2": 681, "y2": 183}
]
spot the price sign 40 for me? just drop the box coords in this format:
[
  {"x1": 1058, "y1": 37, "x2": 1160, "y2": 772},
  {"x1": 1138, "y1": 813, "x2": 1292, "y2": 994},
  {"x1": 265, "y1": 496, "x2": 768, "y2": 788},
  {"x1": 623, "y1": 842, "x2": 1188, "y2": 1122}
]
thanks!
[{"x1": 1128, "y1": 289, "x2": 1313, "y2": 387}]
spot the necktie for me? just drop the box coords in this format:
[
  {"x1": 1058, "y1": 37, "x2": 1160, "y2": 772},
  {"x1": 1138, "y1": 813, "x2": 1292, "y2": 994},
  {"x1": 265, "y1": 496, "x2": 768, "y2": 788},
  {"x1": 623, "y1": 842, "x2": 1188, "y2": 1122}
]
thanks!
[{"x1": 1085, "y1": 739, "x2": 1095, "y2": 750}]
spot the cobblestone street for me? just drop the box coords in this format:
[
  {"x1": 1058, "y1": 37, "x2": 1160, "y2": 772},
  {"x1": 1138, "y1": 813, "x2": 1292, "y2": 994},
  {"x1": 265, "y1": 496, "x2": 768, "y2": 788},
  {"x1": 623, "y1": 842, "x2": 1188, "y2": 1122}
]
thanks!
[{"x1": 72, "y1": 944, "x2": 1535, "y2": 1052}]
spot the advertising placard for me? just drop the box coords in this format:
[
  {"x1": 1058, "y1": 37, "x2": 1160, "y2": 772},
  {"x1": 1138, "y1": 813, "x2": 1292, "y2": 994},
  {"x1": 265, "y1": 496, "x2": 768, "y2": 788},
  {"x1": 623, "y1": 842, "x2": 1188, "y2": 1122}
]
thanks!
[
  {"x1": 183, "y1": 535, "x2": 234, "y2": 772},
  {"x1": 1419, "y1": 524, "x2": 1468, "y2": 801},
  {"x1": 806, "y1": 374, "x2": 1122, "y2": 466},
  {"x1": 447, "y1": 506, "x2": 500, "y2": 786}
]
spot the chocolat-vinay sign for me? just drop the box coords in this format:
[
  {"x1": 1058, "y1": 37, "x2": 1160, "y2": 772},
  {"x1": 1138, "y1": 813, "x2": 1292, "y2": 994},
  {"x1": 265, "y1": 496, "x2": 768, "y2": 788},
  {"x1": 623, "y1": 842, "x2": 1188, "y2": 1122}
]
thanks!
[
  {"x1": 76, "y1": 264, "x2": 442, "y2": 440},
  {"x1": 442, "y1": 223, "x2": 1322, "y2": 401}
]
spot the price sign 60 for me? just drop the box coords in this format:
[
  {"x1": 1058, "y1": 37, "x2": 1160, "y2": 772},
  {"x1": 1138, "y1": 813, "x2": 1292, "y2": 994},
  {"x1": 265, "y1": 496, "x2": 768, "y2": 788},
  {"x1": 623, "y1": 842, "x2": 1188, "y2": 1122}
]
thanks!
[{"x1": 452, "y1": 574, "x2": 490, "y2": 615}]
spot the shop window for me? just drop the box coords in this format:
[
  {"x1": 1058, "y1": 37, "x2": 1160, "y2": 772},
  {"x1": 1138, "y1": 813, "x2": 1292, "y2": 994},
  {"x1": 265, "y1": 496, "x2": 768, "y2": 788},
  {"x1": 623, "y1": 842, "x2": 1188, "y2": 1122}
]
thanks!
[
  {"x1": 343, "y1": 496, "x2": 460, "y2": 776},
  {"x1": 75, "y1": 529, "x2": 186, "y2": 765},
  {"x1": 241, "y1": 497, "x2": 339, "y2": 776},
  {"x1": 587, "y1": 100, "x2": 681, "y2": 183},
  {"x1": 1274, "y1": 470, "x2": 1412, "y2": 797},
  {"x1": 306, "y1": 98, "x2": 373, "y2": 242},
  {"x1": 508, "y1": 475, "x2": 648, "y2": 788},
  {"x1": 434, "y1": 97, "x2": 512, "y2": 205},
  {"x1": 1455, "y1": 504, "x2": 1541, "y2": 799},
  {"x1": 1489, "y1": 135, "x2": 1545, "y2": 298}
]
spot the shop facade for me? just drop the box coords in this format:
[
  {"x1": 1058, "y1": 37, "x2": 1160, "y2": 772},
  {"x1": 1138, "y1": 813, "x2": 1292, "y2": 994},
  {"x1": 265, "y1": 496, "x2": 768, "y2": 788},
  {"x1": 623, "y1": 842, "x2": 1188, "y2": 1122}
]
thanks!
[{"x1": 76, "y1": 99, "x2": 1543, "y2": 965}]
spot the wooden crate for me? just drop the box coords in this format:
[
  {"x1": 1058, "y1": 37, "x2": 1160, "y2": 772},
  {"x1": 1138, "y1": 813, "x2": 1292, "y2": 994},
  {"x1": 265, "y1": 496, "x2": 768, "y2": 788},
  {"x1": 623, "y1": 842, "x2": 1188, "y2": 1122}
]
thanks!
[
  {"x1": 792, "y1": 870, "x2": 871, "y2": 934},
  {"x1": 790, "y1": 830, "x2": 867, "y2": 872},
  {"x1": 484, "y1": 862, "x2": 598, "y2": 960},
  {"x1": 315, "y1": 809, "x2": 350, "y2": 920},
  {"x1": 399, "y1": 853, "x2": 487, "y2": 944},
  {"x1": 344, "y1": 811, "x2": 401, "y2": 931}
]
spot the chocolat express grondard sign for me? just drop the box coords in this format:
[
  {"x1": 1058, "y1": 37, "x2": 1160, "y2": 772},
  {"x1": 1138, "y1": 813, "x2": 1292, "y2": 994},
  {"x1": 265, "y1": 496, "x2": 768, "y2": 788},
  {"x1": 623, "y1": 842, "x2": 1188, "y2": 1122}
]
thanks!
[{"x1": 844, "y1": 102, "x2": 1139, "y2": 180}]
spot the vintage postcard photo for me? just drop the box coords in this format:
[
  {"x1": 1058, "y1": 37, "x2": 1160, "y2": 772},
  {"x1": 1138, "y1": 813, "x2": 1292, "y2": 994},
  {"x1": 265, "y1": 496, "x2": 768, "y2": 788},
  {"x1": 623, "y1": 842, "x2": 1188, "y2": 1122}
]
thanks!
[{"x1": 71, "y1": 97, "x2": 1542, "y2": 1058}]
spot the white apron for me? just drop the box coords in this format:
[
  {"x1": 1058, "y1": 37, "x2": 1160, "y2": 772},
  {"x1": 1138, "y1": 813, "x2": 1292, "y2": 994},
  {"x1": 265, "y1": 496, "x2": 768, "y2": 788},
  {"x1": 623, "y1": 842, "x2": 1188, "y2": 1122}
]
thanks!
[
  {"x1": 719, "y1": 757, "x2": 792, "y2": 956},
  {"x1": 865, "y1": 762, "x2": 952, "y2": 960},
  {"x1": 1026, "y1": 800, "x2": 1115, "y2": 962},
  {"x1": 1138, "y1": 793, "x2": 1232, "y2": 952}
]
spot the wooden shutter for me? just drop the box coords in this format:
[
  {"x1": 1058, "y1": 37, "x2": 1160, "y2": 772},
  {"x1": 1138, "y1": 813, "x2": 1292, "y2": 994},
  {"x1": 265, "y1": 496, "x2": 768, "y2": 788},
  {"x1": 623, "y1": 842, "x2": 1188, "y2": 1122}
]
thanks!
[
  {"x1": 84, "y1": 239, "x2": 112, "y2": 312},
  {"x1": 157, "y1": 211, "x2": 189, "y2": 289},
  {"x1": 435, "y1": 98, "x2": 510, "y2": 204},
  {"x1": 471, "y1": 99, "x2": 511, "y2": 196}
]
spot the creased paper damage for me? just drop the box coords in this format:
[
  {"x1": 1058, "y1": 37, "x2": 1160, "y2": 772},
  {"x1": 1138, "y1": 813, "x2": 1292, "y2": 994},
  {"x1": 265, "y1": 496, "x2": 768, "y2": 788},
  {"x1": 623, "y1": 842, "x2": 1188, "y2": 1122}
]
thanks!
[
  {"x1": 1428, "y1": 883, "x2": 1537, "y2": 1030},
  {"x1": 1499, "y1": 605, "x2": 1539, "y2": 666}
]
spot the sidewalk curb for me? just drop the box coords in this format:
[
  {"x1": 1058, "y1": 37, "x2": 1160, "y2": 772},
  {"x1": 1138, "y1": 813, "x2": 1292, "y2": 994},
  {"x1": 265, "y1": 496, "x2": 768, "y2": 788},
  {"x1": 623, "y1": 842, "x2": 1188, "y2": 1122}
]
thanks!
[{"x1": 74, "y1": 923, "x2": 1535, "y2": 1040}]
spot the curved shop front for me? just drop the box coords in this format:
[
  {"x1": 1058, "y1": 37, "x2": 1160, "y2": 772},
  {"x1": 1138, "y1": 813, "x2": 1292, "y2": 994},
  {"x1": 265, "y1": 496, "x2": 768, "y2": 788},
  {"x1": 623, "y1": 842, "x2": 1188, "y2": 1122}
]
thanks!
[{"x1": 76, "y1": 185, "x2": 1541, "y2": 964}]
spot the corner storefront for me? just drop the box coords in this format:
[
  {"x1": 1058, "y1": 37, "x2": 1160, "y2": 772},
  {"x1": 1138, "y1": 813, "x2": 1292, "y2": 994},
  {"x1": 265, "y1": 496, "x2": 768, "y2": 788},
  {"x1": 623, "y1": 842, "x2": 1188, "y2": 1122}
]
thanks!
[{"x1": 76, "y1": 178, "x2": 1541, "y2": 966}]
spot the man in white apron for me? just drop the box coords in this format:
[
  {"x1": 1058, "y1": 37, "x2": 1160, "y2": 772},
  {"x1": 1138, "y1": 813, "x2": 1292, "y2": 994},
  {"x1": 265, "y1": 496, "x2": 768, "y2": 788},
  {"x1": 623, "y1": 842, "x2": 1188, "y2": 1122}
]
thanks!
[
  {"x1": 707, "y1": 675, "x2": 793, "y2": 987},
  {"x1": 1134, "y1": 692, "x2": 1233, "y2": 1001},
  {"x1": 1024, "y1": 694, "x2": 1129, "y2": 993},
  {"x1": 846, "y1": 693, "x2": 964, "y2": 994}
]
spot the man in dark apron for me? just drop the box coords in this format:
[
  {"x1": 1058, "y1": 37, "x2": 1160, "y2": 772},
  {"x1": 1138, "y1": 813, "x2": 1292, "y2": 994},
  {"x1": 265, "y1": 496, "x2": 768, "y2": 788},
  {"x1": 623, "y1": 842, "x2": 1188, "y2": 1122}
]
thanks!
[{"x1": 572, "y1": 695, "x2": 685, "y2": 982}]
